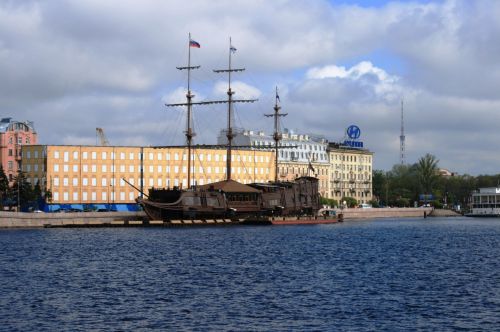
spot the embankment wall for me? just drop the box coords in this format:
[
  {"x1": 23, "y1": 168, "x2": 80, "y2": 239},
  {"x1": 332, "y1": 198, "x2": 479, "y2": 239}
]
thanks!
[
  {"x1": 0, "y1": 211, "x2": 147, "y2": 228},
  {"x1": 334, "y1": 207, "x2": 433, "y2": 219}
]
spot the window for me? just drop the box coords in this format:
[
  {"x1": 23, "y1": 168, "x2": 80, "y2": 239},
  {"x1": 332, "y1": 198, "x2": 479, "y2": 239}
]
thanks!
[
  {"x1": 120, "y1": 165, "x2": 125, "y2": 172},
  {"x1": 63, "y1": 178, "x2": 69, "y2": 187},
  {"x1": 83, "y1": 165, "x2": 88, "y2": 172},
  {"x1": 54, "y1": 177, "x2": 60, "y2": 186},
  {"x1": 91, "y1": 152, "x2": 97, "y2": 160},
  {"x1": 8, "y1": 149, "x2": 13, "y2": 157},
  {"x1": 73, "y1": 178, "x2": 78, "y2": 186},
  {"x1": 8, "y1": 137, "x2": 12, "y2": 144},
  {"x1": 129, "y1": 192, "x2": 135, "y2": 201},
  {"x1": 64, "y1": 152, "x2": 69, "y2": 162},
  {"x1": 53, "y1": 192, "x2": 59, "y2": 201},
  {"x1": 157, "y1": 166, "x2": 162, "y2": 173},
  {"x1": 102, "y1": 165, "x2": 107, "y2": 172},
  {"x1": 54, "y1": 151, "x2": 59, "y2": 159},
  {"x1": 157, "y1": 178, "x2": 162, "y2": 187},
  {"x1": 129, "y1": 165, "x2": 134, "y2": 172},
  {"x1": 174, "y1": 166, "x2": 179, "y2": 173},
  {"x1": 157, "y1": 153, "x2": 162, "y2": 160},
  {"x1": 166, "y1": 166, "x2": 170, "y2": 173},
  {"x1": 120, "y1": 192, "x2": 125, "y2": 201},
  {"x1": 91, "y1": 192, "x2": 96, "y2": 201},
  {"x1": 174, "y1": 153, "x2": 179, "y2": 161},
  {"x1": 63, "y1": 165, "x2": 68, "y2": 172},
  {"x1": 166, "y1": 153, "x2": 170, "y2": 161},
  {"x1": 34, "y1": 151, "x2": 38, "y2": 158},
  {"x1": 102, "y1": 178, "x2": 107, "y2": 186},
  {"x1": 102, "y1": 152, "x2": 107, "y2": 160},
  {"x1": 83, "y1": 192, "x2": 88, "y2": 201},
  {"x1": 149, "y1": 178, "x2": 154, "y2": 187},
  {"x1": 54, "y1": 164, "x2": 59, "y2": 172},
  {"x1": 73, "y1": 151, "x2": 78, "y2": 160},
  {"x1": 82, "y1": 151, "x2": 88, "y2": 159},
  {"x1": 91, "y1": 178, "x2": 97, "y2": 186},
  {"x1": 73, "y1": 165, "x2": 78, "y2": 172},
  {"x1": 129, "y1": 153, "x2": 134, "y2": 160},
  {"x1": 92, "y1": 165, "x2": 97, "y2": 172},
  {"x1": 73, "y1": 192, "x2": 78, "y2": 201},
  {"x1": 102, "y1": 192, "x2": 107, "y2": 201},
  {"x1": 34, "y1": 164, "x2": 38, "y2": 172},
  {"x1": 120, "y1": 152, "x2": 125, "y2": 160}
]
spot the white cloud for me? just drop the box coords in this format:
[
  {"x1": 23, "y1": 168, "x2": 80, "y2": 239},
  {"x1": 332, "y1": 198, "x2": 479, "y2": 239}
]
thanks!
[
  {"x1": 213, "y1": 81, "x2": 261, "y2": 100},
  {"x1": 2, "y1": 0, "x2": 500, "y2": 174}
]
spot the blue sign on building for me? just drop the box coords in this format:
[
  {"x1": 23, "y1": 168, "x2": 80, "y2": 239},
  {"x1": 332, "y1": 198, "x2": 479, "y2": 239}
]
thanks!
[
  {"x1": 343, "y1": 125, "x2": 363, "y2": 149},
  {"x1": 346, "y1": 125, "x2": 361, "y2": 139}
]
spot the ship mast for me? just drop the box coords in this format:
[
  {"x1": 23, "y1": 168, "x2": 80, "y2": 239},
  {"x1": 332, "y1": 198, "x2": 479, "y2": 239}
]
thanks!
[
  {"x1": 166, "y1": 35, "x2": 257, "y2": 186},
  {"x1": 265, "y1": 87, "x2": 287, "y2": 182},
  {"x1": 214, "y1": 37, "x2": 257, "y2": 181},
  {"x1": 165, "y1": 33, "x2": 201, "y2": 189}
]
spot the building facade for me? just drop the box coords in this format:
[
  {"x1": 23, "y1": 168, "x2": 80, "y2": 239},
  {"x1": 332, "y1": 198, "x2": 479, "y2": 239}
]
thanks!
[
  {"x1": 0, "y1": 118, "x2": 37, "y2": 183},
  {"x1": 219, "y1": 128, "x2": 330, "y2": 196},
  {"x1": 21, "y1": 145, "x2": 274, "y2": 210},
  {"x1": 328, "y1": 143, "x2": 373, "y2": 204}
]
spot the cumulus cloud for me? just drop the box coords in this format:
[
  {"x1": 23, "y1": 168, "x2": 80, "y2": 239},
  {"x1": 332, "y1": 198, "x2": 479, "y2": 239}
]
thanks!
[{"x1": 2, "y1": 0, "x2": 500, "y2": 174}]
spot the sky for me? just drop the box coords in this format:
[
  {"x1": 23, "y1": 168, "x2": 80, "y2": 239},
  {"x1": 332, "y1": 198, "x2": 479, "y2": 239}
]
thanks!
[{"x1": 1, "y1": 0, "x2": 500, "y2": 175}]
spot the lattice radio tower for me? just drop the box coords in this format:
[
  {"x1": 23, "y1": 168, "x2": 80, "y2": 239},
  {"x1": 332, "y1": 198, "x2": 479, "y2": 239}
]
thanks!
[{"x1": 400, "y1": 98, "x2": 406, "y2": 165}]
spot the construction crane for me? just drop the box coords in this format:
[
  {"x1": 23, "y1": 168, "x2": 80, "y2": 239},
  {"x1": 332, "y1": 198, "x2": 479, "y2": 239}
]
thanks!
[{"x1": 96, "y1": 127, "x2": 110, "y2": 146}]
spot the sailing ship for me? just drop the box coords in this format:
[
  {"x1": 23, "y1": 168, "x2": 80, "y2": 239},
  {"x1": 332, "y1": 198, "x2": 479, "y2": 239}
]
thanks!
[{"x1": 136, "y1": 35, "x2": 320, "y2": 222}]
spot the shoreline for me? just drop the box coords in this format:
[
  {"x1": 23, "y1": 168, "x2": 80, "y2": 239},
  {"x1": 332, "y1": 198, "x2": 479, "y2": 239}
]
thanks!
[{"x1": 0, "y1": 207, "x2": 442, "y2": 228}]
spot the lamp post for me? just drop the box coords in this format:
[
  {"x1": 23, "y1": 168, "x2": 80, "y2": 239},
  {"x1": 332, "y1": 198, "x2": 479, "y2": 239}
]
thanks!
[
  {"x1": 17, "y1": 176, "x2": 20, "y2": 212},
  {"x1": 107, "y1": 183, "x2": 110, "y2": 211}
]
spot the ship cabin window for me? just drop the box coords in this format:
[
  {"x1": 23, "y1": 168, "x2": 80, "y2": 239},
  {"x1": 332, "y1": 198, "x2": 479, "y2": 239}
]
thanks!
[{"x1": 227, "y1": 193, "x2": 258, "y2": 202}]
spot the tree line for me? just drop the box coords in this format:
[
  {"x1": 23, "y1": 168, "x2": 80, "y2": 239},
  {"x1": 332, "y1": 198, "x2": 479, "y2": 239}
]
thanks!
[
  {"x1": 0, "y1": 166, "x2": 45, "y2": 211},
  {"x1": 372, "y1": 153, "x2": 500, "y2": 209}
]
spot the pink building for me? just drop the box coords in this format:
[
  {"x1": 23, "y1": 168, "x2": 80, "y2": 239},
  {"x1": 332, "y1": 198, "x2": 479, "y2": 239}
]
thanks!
[{"x1": 0, "y1": 118, "x2": 38, "y2": 184}]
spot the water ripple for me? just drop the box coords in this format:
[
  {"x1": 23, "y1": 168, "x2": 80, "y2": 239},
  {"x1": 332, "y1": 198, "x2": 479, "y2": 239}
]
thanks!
[{"x1": 1, "y1": 218, "x2": 499, "y2": 331}]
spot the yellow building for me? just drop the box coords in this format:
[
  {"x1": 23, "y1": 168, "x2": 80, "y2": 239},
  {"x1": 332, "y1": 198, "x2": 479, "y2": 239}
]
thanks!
[
  {"x1": 21, "y1": 145, "x2": 274, "y2": 211},
  {"x1": 328, "y1": 143, "x2": 373, "y2": 205}
]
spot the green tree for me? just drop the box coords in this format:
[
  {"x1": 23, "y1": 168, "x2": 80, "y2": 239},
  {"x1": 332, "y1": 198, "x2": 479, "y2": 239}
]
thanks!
[
  {"x1": 341, "y1": 196, "x2": 357, "y2": 208},
  {"x1": 11, "y1": 171, "x2": 35, "y2": 211},
  {"x1": 0, "y1": 166, "x2": 8, "y2": 210},
  {"x1": 320, "y1": 197, "x2": 338, "y2": 208},
  {"x1": 416, "y1": 153, "x2": 440, "y2": 194}
]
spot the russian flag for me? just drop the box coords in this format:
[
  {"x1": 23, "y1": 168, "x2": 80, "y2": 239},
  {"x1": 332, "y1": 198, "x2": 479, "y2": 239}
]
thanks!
[{"x1": 189, "y1": 39, "x2": 200, "y2": 48}]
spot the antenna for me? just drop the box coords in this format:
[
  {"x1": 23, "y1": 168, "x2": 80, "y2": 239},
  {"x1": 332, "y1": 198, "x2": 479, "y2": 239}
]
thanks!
[{"x1": 400, "y1": 98, "x2": 406, "y2": 165}]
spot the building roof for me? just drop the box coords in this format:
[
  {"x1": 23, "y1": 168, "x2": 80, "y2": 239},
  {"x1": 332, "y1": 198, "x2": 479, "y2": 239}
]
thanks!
[
  {"x1": 0, "y1": 118, "x2": 36, "y2": 133},
  {"x1": 199, "y1": 179, "x2": 261, "y2": 193}
]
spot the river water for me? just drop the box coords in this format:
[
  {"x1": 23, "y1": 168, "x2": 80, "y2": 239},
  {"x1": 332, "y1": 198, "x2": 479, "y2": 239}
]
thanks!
[{"x1": 1, "y1": 217, "x2": 499, "y2": 331}]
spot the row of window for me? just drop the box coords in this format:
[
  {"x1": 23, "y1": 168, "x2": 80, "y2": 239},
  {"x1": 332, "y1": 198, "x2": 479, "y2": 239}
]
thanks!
[
  {"x1": 44, "y1": 150, "x2": 270, "y2": 163},
  {"x1": 331, "y1": 191, "x2": 372, "y2": 198},
  {"x1": 7, "y1": 136, "x2": 30, "y2": 145},
  {"x1": 332, "y1": 154, "x2": 372, "y2": 163},
  {"x1": 252, "y1": 140, "x2": 327, "y2": 152},
  {"x1": 48, "y1": 163, "x2": 270, "y2": 175},
  {"x1": 52, "y1": 191, "x2": 136, "y2": 202}
]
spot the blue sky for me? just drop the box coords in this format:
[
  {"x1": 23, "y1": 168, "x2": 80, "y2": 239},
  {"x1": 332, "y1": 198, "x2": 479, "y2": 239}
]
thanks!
[{"x1": 1, "y1": 0, "x2": 500, "y2": 175}]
